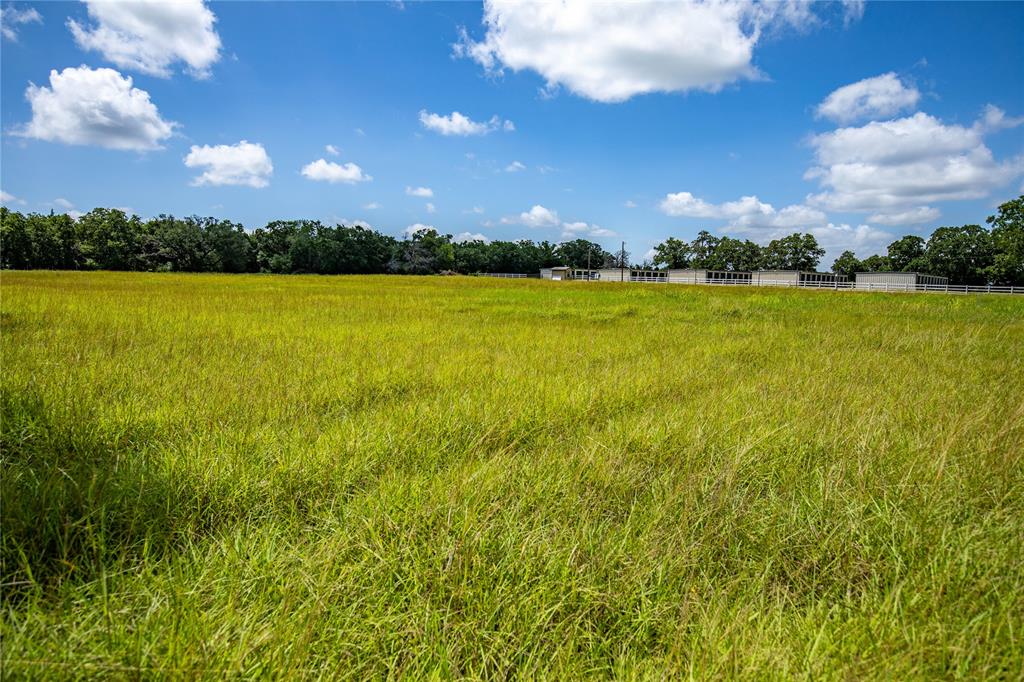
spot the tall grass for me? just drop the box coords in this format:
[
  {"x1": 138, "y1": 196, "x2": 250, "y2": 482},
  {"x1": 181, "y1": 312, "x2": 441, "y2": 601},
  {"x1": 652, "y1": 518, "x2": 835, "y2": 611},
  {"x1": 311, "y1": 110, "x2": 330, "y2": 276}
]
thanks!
[{"x1": 2, "y1": 271, "x2": 1022, "y2": 679}]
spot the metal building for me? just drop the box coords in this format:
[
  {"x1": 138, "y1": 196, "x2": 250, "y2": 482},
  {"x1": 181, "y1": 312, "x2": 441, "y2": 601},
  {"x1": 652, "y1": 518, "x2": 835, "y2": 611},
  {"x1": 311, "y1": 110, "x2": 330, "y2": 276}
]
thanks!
[
  {"x1": 855, "y1": 271, "x2": 948, "y2": 291},
  {"x1": 540, "y1": 266, "x2": 572, "y2": 280},
  {"x1": 667, "y1": 269, "x2": 708, "y2": 284},
  {"x1": 752, "y1": 270, "x2": 848, "y2": 287},
  {"x1": 707, "y1": 270, "x2": 753, "y2": 285}
]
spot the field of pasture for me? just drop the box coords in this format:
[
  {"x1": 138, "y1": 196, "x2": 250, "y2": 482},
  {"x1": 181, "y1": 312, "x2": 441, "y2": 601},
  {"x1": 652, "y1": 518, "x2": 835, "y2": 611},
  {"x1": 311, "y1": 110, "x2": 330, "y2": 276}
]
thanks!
[{"x1": 2, "y1": 271, "x2": 1022, "y2": 679}]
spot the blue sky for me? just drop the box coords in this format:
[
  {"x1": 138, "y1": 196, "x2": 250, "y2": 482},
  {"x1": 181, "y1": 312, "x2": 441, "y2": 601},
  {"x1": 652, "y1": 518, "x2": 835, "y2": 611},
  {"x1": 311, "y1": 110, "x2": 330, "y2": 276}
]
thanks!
[{"x1": 2, "y1": 1, "x2": 1022, "y2": 265}]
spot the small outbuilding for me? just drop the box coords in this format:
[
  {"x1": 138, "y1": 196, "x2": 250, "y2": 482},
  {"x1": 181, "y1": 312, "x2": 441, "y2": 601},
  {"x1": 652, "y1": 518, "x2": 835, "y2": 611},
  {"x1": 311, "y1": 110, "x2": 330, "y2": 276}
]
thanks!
[
  {"x1": 855, "y1": 271, "x2": 948, "y2": 290},
  {"x1": 540, "y1": 266, "x2": 572, "y2": 281}
]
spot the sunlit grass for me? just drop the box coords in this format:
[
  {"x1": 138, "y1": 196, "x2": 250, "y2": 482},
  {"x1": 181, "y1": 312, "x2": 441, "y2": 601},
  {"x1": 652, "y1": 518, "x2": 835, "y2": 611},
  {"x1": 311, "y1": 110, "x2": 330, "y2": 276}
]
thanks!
[{"x1": 2, "y1": 271, "x2": 1022, "y2": 678}]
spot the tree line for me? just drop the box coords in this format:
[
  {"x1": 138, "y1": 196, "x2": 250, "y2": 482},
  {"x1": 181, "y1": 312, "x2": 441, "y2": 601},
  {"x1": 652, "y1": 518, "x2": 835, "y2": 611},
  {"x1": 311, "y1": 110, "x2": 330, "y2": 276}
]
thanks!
[
  {"x1": 649, "y1": 196, "x2": 1023, "y2": 286},
  {"x1": 0, "y1": 207, "x2": 621, "y2": 276},
  {"x1": 2, "y1": 196, "x2": 1020, "y2": 285}
]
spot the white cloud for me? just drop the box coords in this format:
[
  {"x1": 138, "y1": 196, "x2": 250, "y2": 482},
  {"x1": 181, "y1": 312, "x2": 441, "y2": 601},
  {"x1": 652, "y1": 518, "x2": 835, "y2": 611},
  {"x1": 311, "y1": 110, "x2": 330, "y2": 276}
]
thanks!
[
  {"x1": 1, "y1": 5, "x2": 42, "y2": 41},
  {"x1": 464, "y1": 206, "x2": 485, "y2": 214},
  {"x1": 452, "y1": 231, "x2": 490, "y2": 244},
  {"x1": 806, "y1": 111, "x2": 1024, "y2": 213},
  {"x1": 809, "y1": 223, "x2": 894, "y2": 260},
  {"x1": 301, "y1": 158, "x2": 372, "y2": 184},
  {"x1": 325, "y1": 144, "x2": 340, "y2": 156},
  {"x1": 406, "y1": 186, "x2": 433, "y2": 197},
  {"x1": 560, "y1": 220, "x2": 615, "y2": 239},
  {"x1": 816, "y1": 72, "x2": 920, "y2": 124},
  {"x1": 185, "y1": 140, "x2": 272, "y2": 188},
  {"x1": 1, "y1": 190, "x2": 21, "y2": 204},
  {"x1": 660, "y1": 191, "x2": 828, "y2": 233},
  {"x1": 505, "y1": 160, "x2": 526, "y2": 172},
  {"x1": 418, "y1": 109, "x2": 514, "y2": 136},
  {"x1": 425, "y1": 202, "x2": 436, "y2": 213},
  {"x1": 403, "y1": 223, "x2": 435, "y2": 238},
  {"x1": 456, "y1": 1, "x2": 845, "y2": 103},
  {"x1": 975, "y1": 104, "x2": 1024, "y2": 133},
  {"x1": 332, "y1": 217, "x2": 374, "y2": 229},
  {"x1": 69, "y1": 0, "x2": 221, "y2": 78},
  {"x1": 841, "y1": 1, "x2": 865, "y2": 26},
  {"x1": 53, "y1": 197, "x2": 74, "y2": 209},
  {"x1": 867, "y1": 207, "x2": 941, "y2": 226},
  {"x1": 624, "y1": 200, "x2": 637, "y2": 208},
  {"x1": 502, "y1": 204, "x2": 560, "y2": 228},
  {"x1": 18, "y1": 66, "x2": 176, "y2": 151},
  {"x1": 354, "y1": 127, "x2": 365, "y2": 136},
  {"x1": 363, "y1": 202, "x2": 380, "y2": 210}
]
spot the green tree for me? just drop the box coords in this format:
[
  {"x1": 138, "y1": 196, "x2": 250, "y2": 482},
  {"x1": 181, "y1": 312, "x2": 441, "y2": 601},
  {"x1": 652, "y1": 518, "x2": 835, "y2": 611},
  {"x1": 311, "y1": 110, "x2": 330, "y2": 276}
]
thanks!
[
  {"x1": 831, "y1": 250, "x2": 863, "y2": 279},
  {"x1": 688, "y1": 231, "x2": 722, "y2": 269},
  {"x1": 886, "y1": 235, "x2": 927, "y2": 271},
  {"x1": 924, "y1": 225, "x2": 994, "y2": 285},
  {"x1": 860, "y1": 254, "x2": 892, "y2": 272},
  {"x1": 652, "y1": 237, "x2": 691, "y2": 269},
  {"x1": 985, "y1": 195, "x2": 1024, "y2": 286},
  {"x1": 715, "y1": 237, "x2": 763, "y2": 271},
  {"x1": 388, "y1": 228, "x2": 454, "y2": 274},
  {"x1": 0, "y1": 208, "x2": 33, "y2": 269},
  {"x1": 556, "y1": 239, "x2": 610, "y2": 269},
  {"x1": 76, "y1": 208, "x2": 148, "y2": 270},
  {"x1": 763, "y1": 233, "x2": 825, "y2": 270}
]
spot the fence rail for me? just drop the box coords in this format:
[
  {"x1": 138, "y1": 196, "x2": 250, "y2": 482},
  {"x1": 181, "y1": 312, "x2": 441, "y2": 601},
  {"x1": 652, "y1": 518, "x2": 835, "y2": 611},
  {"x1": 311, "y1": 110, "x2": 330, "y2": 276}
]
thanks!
[
  {"x1": 616, "y1": 277, "x2": 1022, "y2": 295},
  {"x1": 476, "y1": 271, "x2": 1021, "y2": 294},
  {"x1": 473, "y1": 272, "x2": 540, "y2": 279}
]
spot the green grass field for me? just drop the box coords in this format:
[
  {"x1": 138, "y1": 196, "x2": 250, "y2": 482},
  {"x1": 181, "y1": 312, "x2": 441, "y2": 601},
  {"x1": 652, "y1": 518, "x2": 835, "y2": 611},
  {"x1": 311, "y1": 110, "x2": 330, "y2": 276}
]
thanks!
[{"x1": 2, "y1": 271, "x2": 1022, "y2": 679}]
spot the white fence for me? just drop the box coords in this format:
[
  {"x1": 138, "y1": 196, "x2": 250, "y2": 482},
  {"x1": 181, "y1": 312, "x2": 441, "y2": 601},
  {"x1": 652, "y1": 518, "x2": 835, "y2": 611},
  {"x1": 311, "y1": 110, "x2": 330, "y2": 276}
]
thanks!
[
  {"x1": 610, "y1": 277, "x2": 1022, "y2": 295},
  {"x1": 474, "y1": 273, "x2": 540, "y2": 279},
  {"x1": 476, "y1": 272, "x2": 1022, "y2": 294}
]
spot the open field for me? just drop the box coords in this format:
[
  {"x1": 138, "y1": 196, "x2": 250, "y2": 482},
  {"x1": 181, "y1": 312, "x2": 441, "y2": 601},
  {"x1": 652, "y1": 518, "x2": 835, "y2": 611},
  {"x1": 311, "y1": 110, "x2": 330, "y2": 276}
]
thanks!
[{"x1": 2, "y1": 271, "x2": 1023, "y2": 679}]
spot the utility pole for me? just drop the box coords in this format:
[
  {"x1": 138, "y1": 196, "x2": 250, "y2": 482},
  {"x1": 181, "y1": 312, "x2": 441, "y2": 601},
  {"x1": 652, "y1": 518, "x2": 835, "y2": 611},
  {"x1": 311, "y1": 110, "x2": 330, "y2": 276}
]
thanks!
[{"x1": 620, "y1": 241, "x2": 625, "y2": 282}]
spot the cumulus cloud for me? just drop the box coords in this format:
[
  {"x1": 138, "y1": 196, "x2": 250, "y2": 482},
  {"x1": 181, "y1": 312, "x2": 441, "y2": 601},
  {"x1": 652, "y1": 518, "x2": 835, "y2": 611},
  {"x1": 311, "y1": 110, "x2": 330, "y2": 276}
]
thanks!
[
  {"x1": 69, "y1": 0, "x2": 221, "y2": 78},
  {"x1": 808, "y1": 223, "x2": 894, "y2": 258},
  {"x1": 425, "y1": 202, "x2": 436, "y2": 213},
  {"x1": 403, "y1": 223, "x2": 435, "y2": 237},
  {"x1": 560, "y1": 220, "x2": 616, "y2": 239},
  {"x1": 325, "y1": 144, "x2": 340, "y2": 156},
  {"x1": 363, "y1": 202, "x2": 380, "y2": 210},
  {"x1": 975, "y1": 104, "x2": 1024, "y2": 133},
  {"x1": 455, "y1": 0, "x2": 848, "y2": 103},
  {"x1": 452, "y1": 231, "x2": 490, "y2": 244},
  {"x1": 660, "y1": 191, "x2": 827, "y2": 231},
  {"x1": 1, "y1": 5, "x2": 42, "y2": 41},
  {"x1": 502, "y1": 204, "x2": 560, "y2": 228},
  {"x1": 624, "y1": 200, "x2": 637, "y2": 208},
  {"x1": 1, "y1": 190, "x2": 22, "y2": 204},
  {"x1": 418, "y1": 109, "x2": 514, "y2": 136},
  {"x1": 406, "y1": 186, "x2": 433, "y2": 197},
  {"x1": 805, "y1": 110, "x2": 1024, "y2": 217},
  {"x1": 18, "y1": 66, "x2": 176, "y2": 151},
  {"x1": 868, "y1": 207, "x2": 941, "y2": 226},
  {"x1": 464, "y1": 206, "x2": 485, "y2": 214},
  {"x1": 816, "y1": 72, "x2": 920, "y2": 124},
  {"x1": 185, "y1": 140, "x2": 273, "y2": 188},
  {"x1": 301, "y1": 158, "x2": 372, "y2": 184},
  {"x1": 505, "y1": 160, "x2": 526, "y2": 172},
  {"x1": 53, "y1": 197, "x2": 74, "y2": 209}
]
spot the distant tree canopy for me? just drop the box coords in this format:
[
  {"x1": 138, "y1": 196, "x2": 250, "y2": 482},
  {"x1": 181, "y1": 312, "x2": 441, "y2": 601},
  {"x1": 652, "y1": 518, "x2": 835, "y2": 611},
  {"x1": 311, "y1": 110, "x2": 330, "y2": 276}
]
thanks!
[
  {"x1": 824, "y1": 197, "x2": 1024, "y2": 286},
  {"x1": 3, "y1": 196, "x2": 1022, "y2": 286},
  {"x1": 651, "y1": 229, "x2": 821, "y2": 272},
  {"x1": 0, "y1": 208, "x2": 606, "y2": 277}
]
